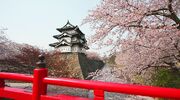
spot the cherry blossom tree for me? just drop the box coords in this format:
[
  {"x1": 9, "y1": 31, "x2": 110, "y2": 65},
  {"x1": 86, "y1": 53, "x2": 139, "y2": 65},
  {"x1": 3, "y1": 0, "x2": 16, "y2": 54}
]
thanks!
[
  {"x1": 84, "y1": 0, "x2": 180, "y2": 78},
  {"x1": 86, "y1": 51, "x2": 102, "y2": 60},
  {"x1": 0, "y1": 28, "x2": 17, "y2": 60},
  {"x1": 0, "y1": 28, "x2": 25, "y2": 72},
  {"x1": 0, "y1": 29, "x2": 8, "y2": 71},
  {"x1": 15, "y1": 44, "x2": 41, "y2": 67},
  {"x1": 45, "y1": 50, "x2": 76, "y2": 78}
]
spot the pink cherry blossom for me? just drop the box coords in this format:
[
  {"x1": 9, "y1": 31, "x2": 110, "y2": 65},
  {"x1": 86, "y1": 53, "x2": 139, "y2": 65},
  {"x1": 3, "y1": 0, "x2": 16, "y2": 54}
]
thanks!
[{"x1": 84, "y1": 0, "x2": 180, "y2": 80}]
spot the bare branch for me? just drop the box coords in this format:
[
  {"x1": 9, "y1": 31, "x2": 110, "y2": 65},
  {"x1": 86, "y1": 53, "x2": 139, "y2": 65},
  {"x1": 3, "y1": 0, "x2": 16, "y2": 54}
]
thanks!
[{"x1": 168, "y1": 0, "x2": 180, "y2": 28}]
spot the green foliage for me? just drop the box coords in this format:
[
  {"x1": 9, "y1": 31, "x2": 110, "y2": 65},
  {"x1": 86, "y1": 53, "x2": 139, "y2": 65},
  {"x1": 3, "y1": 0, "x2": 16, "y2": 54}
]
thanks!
[
  {"x1": 152, "y1": 68, "x2": 180, "y2": 88},
  {"x1": 133, "y1": 75, "x2": 150, "y2": 85},
  {"x1": 105, "y1": 55, "x2": 116, "y2": 65}
]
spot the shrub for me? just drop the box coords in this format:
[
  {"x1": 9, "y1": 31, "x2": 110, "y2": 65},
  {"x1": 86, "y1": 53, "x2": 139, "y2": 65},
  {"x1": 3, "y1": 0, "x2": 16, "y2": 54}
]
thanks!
[{"x1": 152, "y1": 68, "x2": 180, "y2": 88}]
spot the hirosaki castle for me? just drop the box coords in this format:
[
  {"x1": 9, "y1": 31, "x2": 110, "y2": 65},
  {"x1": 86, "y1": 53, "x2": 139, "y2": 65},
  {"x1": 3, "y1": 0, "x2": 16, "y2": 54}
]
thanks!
[
  {"x1": 49, "y1": 21, "x2": 103, "y2": 79},
  {"x1": 49, "y1": 21, "x2": 89, "y2": 53}
]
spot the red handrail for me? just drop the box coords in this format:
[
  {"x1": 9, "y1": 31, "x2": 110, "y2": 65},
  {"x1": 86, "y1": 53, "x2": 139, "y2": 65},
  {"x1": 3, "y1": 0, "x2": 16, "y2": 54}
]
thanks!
[
  {"x1": 0, "y1": 54, "x2": 180, "y2": 100},
  {"x1": 0, "y1": 69, "x2": 180, "y2": 100},
  {"x1": 0, "y1": 72, "x2": 33, "y2": 82},
  {"x1": 43, "y1": 77, "x2": 180, "y2": 99}
]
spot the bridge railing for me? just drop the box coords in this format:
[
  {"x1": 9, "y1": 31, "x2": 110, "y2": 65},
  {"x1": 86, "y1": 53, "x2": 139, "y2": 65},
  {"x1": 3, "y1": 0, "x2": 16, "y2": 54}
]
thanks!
[
  {"x1": 43, "y1": 77, "x2": 180, "y2": 99},
  {"x1": 0, "y1": 55, "x2": 180, "y2": 100}
]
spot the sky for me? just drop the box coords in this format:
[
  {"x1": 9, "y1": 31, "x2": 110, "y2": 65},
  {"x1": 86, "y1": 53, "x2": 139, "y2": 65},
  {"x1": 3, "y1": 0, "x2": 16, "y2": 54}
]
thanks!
[{"x1": 0, "y1": 0, "x2": 100, "y2": 50}]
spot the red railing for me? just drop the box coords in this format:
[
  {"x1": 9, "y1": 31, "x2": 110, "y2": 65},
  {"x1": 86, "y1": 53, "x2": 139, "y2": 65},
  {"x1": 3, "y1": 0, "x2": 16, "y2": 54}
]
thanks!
[{"x1": 0, "y1": 55, "x2": 180, "y2": 100}]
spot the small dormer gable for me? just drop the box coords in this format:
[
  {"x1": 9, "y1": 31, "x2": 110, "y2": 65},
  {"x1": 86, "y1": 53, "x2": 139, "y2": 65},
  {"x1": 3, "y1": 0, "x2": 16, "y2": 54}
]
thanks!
[
  {"x1": 53, "y1": 32, "x2": 72, "y2": 39},
  {"x1": 55, "y1": 39, "x2": 71, "y2": 47}
]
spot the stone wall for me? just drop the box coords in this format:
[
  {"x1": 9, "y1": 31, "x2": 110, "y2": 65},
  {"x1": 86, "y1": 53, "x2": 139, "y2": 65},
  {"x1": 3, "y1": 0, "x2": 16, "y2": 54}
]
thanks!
[
  {"x1": 59, "y1": 53, "x2": 84, "y2": 79},
  {"x1": 78, "y1": 53, "x2": 104, "y2": 79},
  {"x1": 59, "y1": 53, "x2": 104, "y2": 79}
]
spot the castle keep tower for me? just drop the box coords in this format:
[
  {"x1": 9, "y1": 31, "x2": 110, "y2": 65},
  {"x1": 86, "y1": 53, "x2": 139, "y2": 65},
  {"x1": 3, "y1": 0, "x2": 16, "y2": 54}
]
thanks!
[
  {"x1": 49, "y1": 21, "x2": 89, "y2": 53},
  {"x1": 49, "y1": 21, "x2": 104, "y2": 79},
  {"x1": 49, "y1": 21, "x2": 90, "y2": 79}
]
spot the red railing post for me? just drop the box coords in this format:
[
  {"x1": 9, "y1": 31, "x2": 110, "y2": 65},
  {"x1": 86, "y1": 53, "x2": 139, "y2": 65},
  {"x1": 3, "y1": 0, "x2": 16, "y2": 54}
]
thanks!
[
  {"x1": 32, "y1": 54, "x2": 47, "y2": 100},
  {"x1": 94, "y1": 90, "x2": 104, "y2": 100},
  {"x1": 0, "y1": 79, "x2": 5, "y2": 100},
  {"x1": 0, "y1": 79, "x2": 5, "y2": 88}
]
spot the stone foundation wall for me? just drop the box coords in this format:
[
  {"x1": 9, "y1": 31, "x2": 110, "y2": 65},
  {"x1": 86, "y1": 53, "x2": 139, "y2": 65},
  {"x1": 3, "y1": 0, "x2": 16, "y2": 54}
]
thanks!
[
  {"x1": 58, "y1": 53, "x2": 104, "y2": 79},
  {"x1": 59, "y1": 53, "x2": 84, "y2": 79}
]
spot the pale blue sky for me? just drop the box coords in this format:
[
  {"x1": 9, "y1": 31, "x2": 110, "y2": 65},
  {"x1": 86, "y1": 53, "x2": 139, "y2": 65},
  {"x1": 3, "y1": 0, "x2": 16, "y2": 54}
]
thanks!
[{"x1": 0, "y1": 0, "x2": 100, "y2": 50}]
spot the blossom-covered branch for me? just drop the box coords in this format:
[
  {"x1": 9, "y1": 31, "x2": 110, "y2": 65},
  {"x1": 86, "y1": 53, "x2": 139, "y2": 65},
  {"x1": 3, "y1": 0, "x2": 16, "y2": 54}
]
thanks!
[{"x1": 84, "y1": 0, "x2": 180, "y2": 80}]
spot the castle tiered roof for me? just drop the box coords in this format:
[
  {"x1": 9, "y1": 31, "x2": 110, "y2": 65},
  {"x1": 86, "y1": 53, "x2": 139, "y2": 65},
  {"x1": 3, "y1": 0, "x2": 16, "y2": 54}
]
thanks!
[{"x1": 49, "y1": 21, "x2": 89, "y2": 51}]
